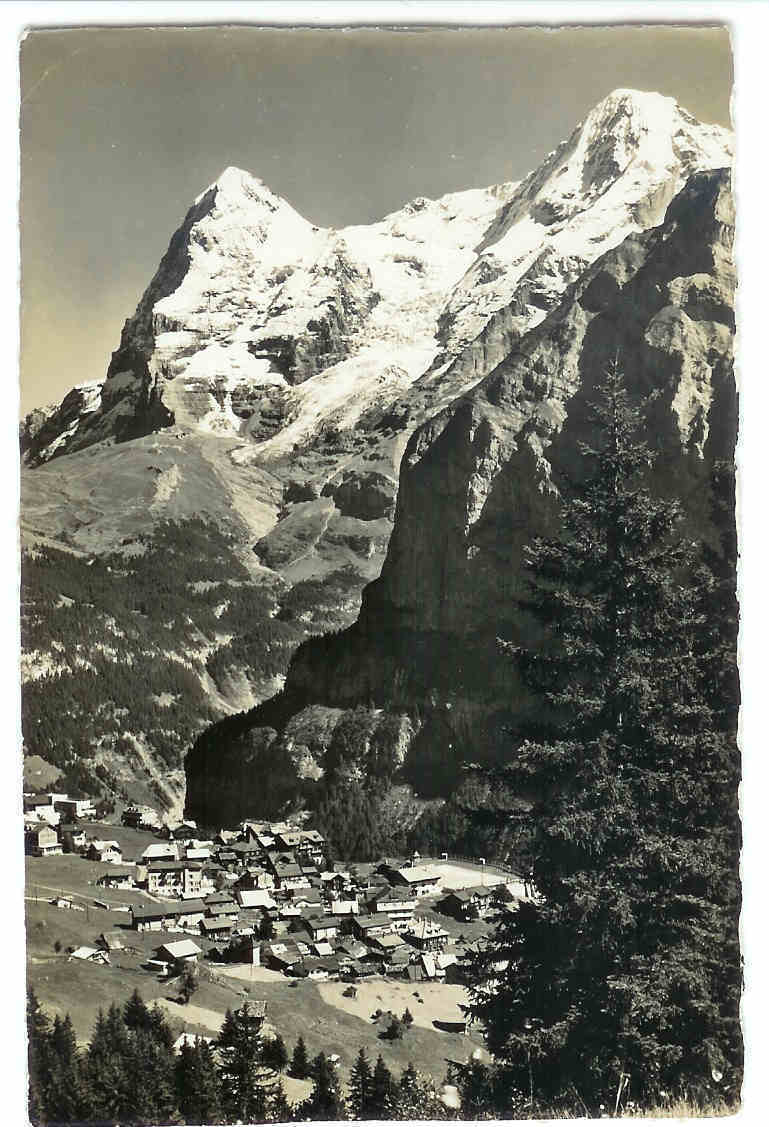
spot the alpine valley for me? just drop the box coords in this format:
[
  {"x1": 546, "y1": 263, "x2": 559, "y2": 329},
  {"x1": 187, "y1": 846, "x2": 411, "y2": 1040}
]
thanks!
[{"x1": 20, "y1": 90, "x2": 735, "y2": 836}]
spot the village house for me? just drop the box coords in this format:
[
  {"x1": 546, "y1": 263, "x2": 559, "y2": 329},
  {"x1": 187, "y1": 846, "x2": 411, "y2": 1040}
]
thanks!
[
  {"x1": 57, "y1": 823, "x2": 87, "y2": 850},
  {"x1": 352, "y1": 913, "x2": 394, "y2": 942},
  {"x1": 368, "y1": 931, "x2": 410, "y2": 961},
  {"x1": 295, "y1": 831, "x2": 326, "y2": 869},
  {"x1": 366, "y1": 887, "x2": 417, "y2": 931},
  {"x1": 122, "y1": 804, "x2": 162, "y2": 830},
  {"x1": 406, "y1": 917, "x2": 450, "y2": 953},
  {"x1": 273, "y1": 862, "x2": 311, "y2": 892},
  {"x1": 336, "y1": 939, "x2": 369, "y2": 962},
  {"x1": 236, "y1": 889, "x2": 277, "y2": 911},
  {"x1": 330, "y1": 898, "x2": 359, "y2": 916},
  {"x1": 53, "y1": 796, "x2": 96, "y2": 820},
  {"x1": 24, "y1": 796, "x2": 60, "y2": 827},
  {"x1": 141, "y1": 842, "x2": 179, "y2": 863},
  {"x1": 439, "y1": 884, "x2": 504, "y2": 920},
  {"x1": 97, "y1": 931, "x2": 127, "y2": 953},
  {"x1": 320, "y1": 871, "x2": 349, "y2": 893},
  {"x1": 164, "y1": 820, "x2": 199, "y2": 842},
  {"x1": 69, "y1": 946, "x2": 110, "y2": 965},
  {"x1": 86, "y1": 840, "x2": 122, "y2": 864},
  {"x1": 207, "y1": 900, "x2": 240, "y2": 920},
  {"x1": 304, "y1": 915, "x2": 340, "y2": 943},
  {"x1": 263, "y1": 942, "x2": 304, "y2": 973},
  {"x1": 234, "y1": 865, "x2": 275, "y2": 891},
  {"x1": 273, "y1": 830, "x2": 305, "y2": 852},
  {"x1": 205, "y1": 890, "x2": 237, "y2": 907},
  {"x1": 131, "y1": 899, "x2": 206, "y2": 932},
  {"x1": 200, "y1": 917, "x2": 236, "y2": 942},
  {"x1": 146, "y1": 859, "x2": 206, "y2": 898},
  {"x1": 96, "y1": 868, "x2": 135, "y2": 890},
  {"x1": 154, "y1": 938, "x2": 202, "y2": 972},
  {"x1": 25, "y1": 822, "x2": 63, "y2": 857},
  {"x1": 301, "y1": 956, "x2": 340, "y2": 981},
  {"x1": 293, "y1": 892, "x2": 324, "y2": 912},
  {"x1": 384, "y1": 864, "x2": 442, "y2": 898},
  {"x1": 228, "y1": 840, "x2": 264, "y2": 865}
]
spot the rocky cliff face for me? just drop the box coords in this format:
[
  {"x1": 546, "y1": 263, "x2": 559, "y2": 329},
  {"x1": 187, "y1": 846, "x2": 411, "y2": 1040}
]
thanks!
[
  {"x1": 186, "y1": 166, "x2": 736, "y2": 821},
  {"x1": 362, "y1": 167, "x2": 735, "y2": 641}
]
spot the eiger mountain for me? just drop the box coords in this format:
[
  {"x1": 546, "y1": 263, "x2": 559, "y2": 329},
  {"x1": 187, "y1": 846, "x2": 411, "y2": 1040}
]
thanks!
[{"x1": 20, "y1": 90, "x2": 733, "y2": 821}]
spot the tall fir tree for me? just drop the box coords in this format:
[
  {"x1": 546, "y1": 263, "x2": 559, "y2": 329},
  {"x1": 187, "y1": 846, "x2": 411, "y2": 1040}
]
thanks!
[
  {"x1": 463, "y1": 364, "x2": 742, "y2": 1111},
  {"x1": 123, "y1": 987, "x2": 152, "y2": 1033},
  {"x1": 217, "y1": 1002, "x2": 283, "y2": 1124},
  {"x1": 262, "y1": 1032, "x2": 289, "y2": 1072},
  {"x1": 386, "y1": 1063, "x2": 449, "y2": 1120},
  {"x1": 368, "y1": 1054, "x2": 396, "y2": 1119},
  {"x1": 45, "y1": 1015, "x2": 88, "y2": 1125},
  {"x1": 348, "y1": 1047, "x2": 373, "y2": 1119},
  {"x1": 175, "y1": 1038, "x2": 223, "y2": 1126},
  {"x1": 84, "y1": 1004, "x2": 133, "y2": 1122},
  {"x1": 27, "y1": 989, "x2": 52, "y2": 1125},
  {"x1": 289, "y1": 1034, "x2": 310, "y2": 1079},
  {"x1": 302, "y1": 1052, "x2": 347, "y2": 1121}
]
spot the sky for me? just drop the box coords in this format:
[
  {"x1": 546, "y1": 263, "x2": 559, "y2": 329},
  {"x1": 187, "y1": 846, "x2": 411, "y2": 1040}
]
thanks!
[{"x1": 19, "y1": 23, "x2": 733, "y2": 415}]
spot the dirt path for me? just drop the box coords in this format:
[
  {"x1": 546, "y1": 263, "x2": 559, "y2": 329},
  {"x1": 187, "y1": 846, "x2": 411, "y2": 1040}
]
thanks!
[
  {"x1": 157, "y1": 997, "x2": 229, "y2": 1033},
  {"x1": 215, "y1": 964, "x2": 287, "y2": 986}
]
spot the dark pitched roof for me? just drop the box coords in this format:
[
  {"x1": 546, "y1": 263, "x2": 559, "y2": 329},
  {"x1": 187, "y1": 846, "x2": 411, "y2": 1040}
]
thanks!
[
  {"x1": 355, "y1": 913, "x2": 392, "y2": 929},
  {"x1": 275, "y1": 863, "x2": 303, "y2": 878},
  {"x1": 205, "y1": 891, "x2": 236, "y2": 904},
  {"x1": 200, "y1": 917, "x2": 235, "y2": 932},
  {"x1": 308, "y1": 916, "x2": 339, "y2": 931},
  {"x1": 132, "y1": 899, "x2": 206, "y2": 920},
  {"x1": 208, "y1": 902, "x2": 239, "y2": 917},
  {"x1": 147, "y1": 860, "x2": 202, "y2": 872}
]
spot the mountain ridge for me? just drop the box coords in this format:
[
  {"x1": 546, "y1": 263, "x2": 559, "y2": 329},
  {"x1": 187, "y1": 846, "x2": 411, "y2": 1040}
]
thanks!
[{"x1": 19, "y1": 89, "x2": 734, "y2": 814}]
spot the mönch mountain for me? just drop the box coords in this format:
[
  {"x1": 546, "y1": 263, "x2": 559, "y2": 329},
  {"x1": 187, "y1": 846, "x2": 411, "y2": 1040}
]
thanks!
[{"x1": 20, "y1": 90, "x2": 734, "y2": 823}]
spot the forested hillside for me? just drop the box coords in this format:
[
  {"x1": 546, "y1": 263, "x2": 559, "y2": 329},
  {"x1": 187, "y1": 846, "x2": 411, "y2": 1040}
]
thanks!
[{"x1": 21, "y1": 520, "x2": 362, "y2": 808}]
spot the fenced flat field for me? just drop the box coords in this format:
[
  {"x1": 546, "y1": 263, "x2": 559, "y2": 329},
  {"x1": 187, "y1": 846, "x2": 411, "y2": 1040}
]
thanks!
[{"x1": 427, "y1": 861, "x2": 509, "y2": 890}]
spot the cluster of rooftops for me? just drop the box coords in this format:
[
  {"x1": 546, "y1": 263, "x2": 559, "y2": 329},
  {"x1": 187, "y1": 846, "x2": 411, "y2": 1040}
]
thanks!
[{"x1": 27, "y1": 799, "x2": 529, "y2": 983}]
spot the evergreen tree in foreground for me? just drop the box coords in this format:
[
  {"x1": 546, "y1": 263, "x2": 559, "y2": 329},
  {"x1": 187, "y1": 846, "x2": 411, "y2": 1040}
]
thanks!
[
  {"x1": 302, "y1": 1052, "x2": 347, "y2": 1121},
  {"x1": 368, "y1": 1054, "x2": 396, "y2": 1119},
  {"x1": 262, "y1": 1031, "x2": 289, "y2": 1072},
  {"x1": 289, "y1": 1034, "x2": 310, "y2": 1079},
  {"x1": 27, "y1": 989, "x2": 52, "y2": 1124},
  {"x1": 348, "y1": 1047, "x2": 373, "y2": 1119},
  {"x1": 175, "y1": 1038, "x2": 222, "y2": 1125},
  {"x1": 217, "y1": 1002, "x2": 286, "y2": 1123},
  {"x1": 464, "y1": 364, "x2": 741, "y2": 1112}
]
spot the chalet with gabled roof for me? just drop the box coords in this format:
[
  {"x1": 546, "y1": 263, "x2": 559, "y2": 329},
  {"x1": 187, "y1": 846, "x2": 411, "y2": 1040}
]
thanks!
[
  {"x1": 25, "y1": 822, "x2": 63, "y2": 857},
  {"x1": 352, "y1": 913, "x2": 393, "y2": 941},
  {"x1": 86, "y1": 840, "x2": 122, "y2": 864},
  {"x1": 131, "y1": 899, "x2": 206, "y2": 932},
  {"x1": 439, "y1": 884, "x2": 504, "y2": 919}
]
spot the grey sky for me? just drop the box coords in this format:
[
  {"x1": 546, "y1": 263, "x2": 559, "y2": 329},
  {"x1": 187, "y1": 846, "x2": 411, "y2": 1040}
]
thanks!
[{"x1": 20, "y1": 24, "x2": 732, "y2": 415}]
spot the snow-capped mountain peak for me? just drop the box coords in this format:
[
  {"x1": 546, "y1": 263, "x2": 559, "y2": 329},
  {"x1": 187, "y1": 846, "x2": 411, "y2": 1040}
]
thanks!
[
  {"x1": 21, "y1": 90, "x2": 732, "y2": 470},
  {"x1": 434, "y1": 88, "x2": 732, "y2": 361}
]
